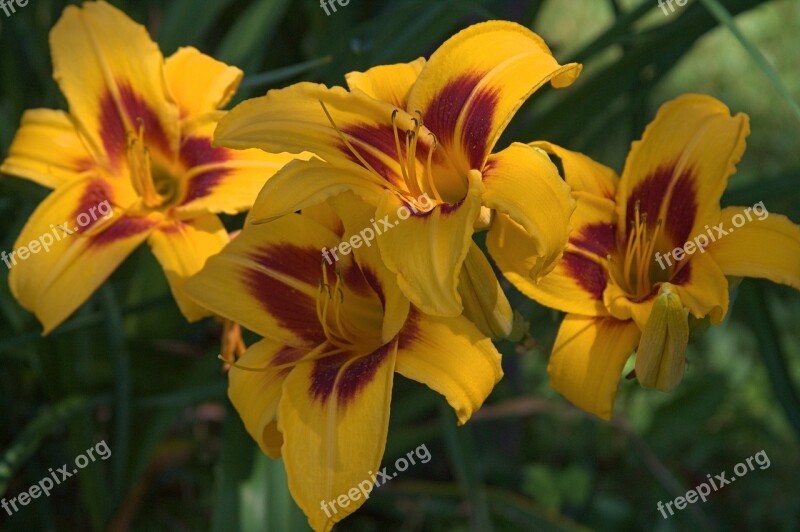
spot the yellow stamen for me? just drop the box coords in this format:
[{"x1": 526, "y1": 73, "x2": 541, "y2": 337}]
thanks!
[
  {"x1": 636, "y1": 212, "x2": 649, "y2": 293},
  {"x1": 219, "y1": 346, "x2": 350, "y2": 373},
  {"x1": 640, "y1": 217, "x2": 661, "y2": 292},
  {"x1": 404, "y1": 129, "x2": 424, "y2": 197},
  {"x1": 319, "y1": 100, "x2": 409, "y2": 197},
  {"x1": 391, "y1": 110, "x2": 410, "y2": 186},
  {"x1": 406, "y1": 114, "x2": 424, "y2": 196},
  {"x1": 319, "y1": 100, "x2": 381, "y2": 177},
  {"x1": 606, "y1": 254, "x2": 627, "y2": 293},
  {"x1": 126, "y1": 118, "x2": 163, "y2": 208},
  {"x1": 315, "y1": 260, "x2": 351, "y2": 348},
  {"x1": 332, "y1": 268, "x2": 347, "y2": 339},
  {"x1": 424, "y1": 132, "x2": 443, "y2": 204},
  {"x1": 617, "y1": 200, "x2": 665, "y2": 299}
]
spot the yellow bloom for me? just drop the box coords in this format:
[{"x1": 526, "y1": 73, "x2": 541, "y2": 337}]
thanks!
[
  {"x1": 492, "y1": 94, "x2": 800, "y2": 419},
  {"x1": 184, "y1": 192, "x2": 502, "y2": 532},
  {"x1": 0, "y1": 1, "x2": 302, "y2": 333},
  {"x1": 213, "y1": 21, "x2": 580, "y2": 319}
]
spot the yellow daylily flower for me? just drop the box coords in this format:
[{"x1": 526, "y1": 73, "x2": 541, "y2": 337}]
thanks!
[
  {"x1": 491, "y1": 94, "x2": 800, "y2": 420},
  {"x1": 213, "y1": 20, "x2": 580, "y2": 318},
  {"x1": 184, "y1": 192, "x2": 502, "y2": 532},
  {"x1": 0, "y1": 1, "x2": 303, "y2": 333}
]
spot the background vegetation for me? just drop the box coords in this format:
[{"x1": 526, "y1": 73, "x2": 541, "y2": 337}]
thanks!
[{"x1": 1, "y1": 0, "x2": 798, "y2": 530}]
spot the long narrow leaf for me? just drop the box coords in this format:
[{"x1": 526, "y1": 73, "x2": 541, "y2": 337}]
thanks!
[
  {"x1": 740, "y1": 280, "x2": 800, "y2": 439},
  {"x1": 699, "y1": 0, "x2": 800, "y2": 122}
]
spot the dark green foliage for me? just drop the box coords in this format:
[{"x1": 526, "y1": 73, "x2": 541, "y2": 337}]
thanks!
[{"x1": 1, "y1": 0, "x2": 798, "y2": 530}]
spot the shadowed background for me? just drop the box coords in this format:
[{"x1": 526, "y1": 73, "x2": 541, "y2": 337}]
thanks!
[{"x1": 1, "y1": 0, "x2": 798, "y2": 530}]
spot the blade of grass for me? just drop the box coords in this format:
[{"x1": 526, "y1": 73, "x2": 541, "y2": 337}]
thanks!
[
  {"x1": 157, "y1": 0, "x2": 236, "y2": 53},
  {"x1": 699, "y1": 0, "x2": 800, "y2": 122},
  {"x1": 122, "y1": 355, "x2": 225, "y2": 515},
  {"x1": 0, "y1": 377, "x2": 226, "y2": 499},
  {"x1": 522, "y1": 0, "x2": 770, "y2": 145},
  {"x1": 383, "y1": 481, "x2": 586, "y2": 531},
  {"x1": 570, "y1": 0, "x2": 653, "y2": 63},
  {"x1": 101, "y1": 285, "x2": 131, "y2": 506},
  {"x1": 135, "y1": 381, "x2": 227, "y2": 408},
  {"x1": 68, "y1": 410, "x2": 111, "y2": 529},
  {"x1": 438, "y1": 401, "x2": 494, "y2": 532},
  {"x1": 216, "y1": 0, "x2": 292, "y2": 71},
  {"x1": 0, "y1": 294, "x2": 173, "y2": 353},
  {"x1": 239, "y1": 452, "x2": 308, "y2": 531},
  {"x1": 740, "y1": 280, "x2": 800, "y2": 439},
  {"x1": 240, "y1": 56, "x2": 333, "y2": 90},
  {"x1": 0, "y1": 395, "x2": 104, "y2": 495},
  {"x1": 211, "y1": 404, "x2": 254, "y2": 532}
]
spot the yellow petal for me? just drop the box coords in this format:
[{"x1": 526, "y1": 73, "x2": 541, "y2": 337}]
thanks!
[
  {"x1": 486, "y1": 144, "x2": 618, "y2": 317},
  {"x1": 1, "y1": 109, "x2": 93, "y2": 189},
  {"x1": 376, "y1": 172, "x2": 484, "y2": 317},
  {"x1": 635, "y1": 283, "x2": 689, "y2": 392},
  {"x1": 8, "y1": 178, "x2": 158, "y2": 333},
  {"x1": 328, "y1": 192, "x2": 410, "y2": 343},
  {"x1": 614, "y1": 94, "x2": 749, "y2": 251},
  {"x1": 548, "y1": 315, "x2": 640, "y2": 420},
  {"x1": 50, "y1": 2, "x2": 179, "y2": 168},
  {"x1": 345, "y1": 58, "x2": 426, "y2": 108},
  {"x1": 279, "y1": 342, "x2": 398, "y2": 532},
  {"x1": 709, "y1": 206, "x2": 800, "y2": 290},
  {"x1": 164, "y1": 47, "x2": 242, "y2": 117},
  {"x1": 172, "y1": 113, "x2": 307, "y2": 217},
  {"x1": 670, "y1": 251, "x2": 729, "y2": 325},
  {"x1": 183, "y1": 213, "x2": 341, "y2": 347},
  {"x1": 248, "y1": 158, "x2": 385, "y2": 224},
  {"x1": 458, "y1": 243, "x2": 513, "y2": 339},
  {"x1": 301, "y1": 201, "x2": 344, "y2": 237},
  {"x1": 602, "y1": 279, "x2": 655, "y2": 329},
  {"x1": 228, "y1": 339, "x2": 305, "y2": 459},
  {"x1": 147, "y1": 214, "x2": 229, "y2": 322},
  {"x1": 407, "y1": 21, "x2": 580, "y2": 173},
  {"x1": 488, "y1": 207, "x2": 612, "y2": 317},
  {"x1": 483, "y1": 142, "x2": 574, "y2": 279},
  {"x1": 215, "y1": 82, "x2": 405, "y2": 187},
  {"x1": 529, "y1": 141, "x2": 618, "y2": 199},
  {"x1": 396, "y1": 311, "x2": 502, "y2": 425}
]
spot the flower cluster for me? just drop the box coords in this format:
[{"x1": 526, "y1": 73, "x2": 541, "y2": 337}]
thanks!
[{"x1": 2, "y1": 3, "x2": 799, "y2": 531}]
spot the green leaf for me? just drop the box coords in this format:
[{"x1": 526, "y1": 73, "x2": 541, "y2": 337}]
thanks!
[
  {"x1": 239, "y1": 452, "x2": 308, "y2": 531},
  {"x1": 68, "y1": 412, "x2": 111, "y2": 529},
  {"x1": 438, "y1": 401, "x2": 494, "y2": 531},
  {"x1": 740, "y1": 280, "x2": 800, "y2": 439},
  {"x1": 698, "y1": 0, "x2": 800, "y2": 122},
  {"x1": 216, "y1": 0, "x2": 292, "y2": 72},
  {"x1": 241, "y1": 56, "x2": 333, "y2": 90},
  {"x1": 157, "y1": 0, "x2": 237, "y2": 54},
  {"x1": 211, "y1": 403, "x2": 254, "y2": 532},
  {"x1": 522, "y1": 464, "x2": 561, "y2": 512},
  {"x1": 101, "y1": 285, "x2": 131, "y2": 505},
  {"x1": 518, "y1": 0, "x2": 772, "y2": 147},
  {"x1": 0, "y1": 395, "x2": 105, "y2": 494}
]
